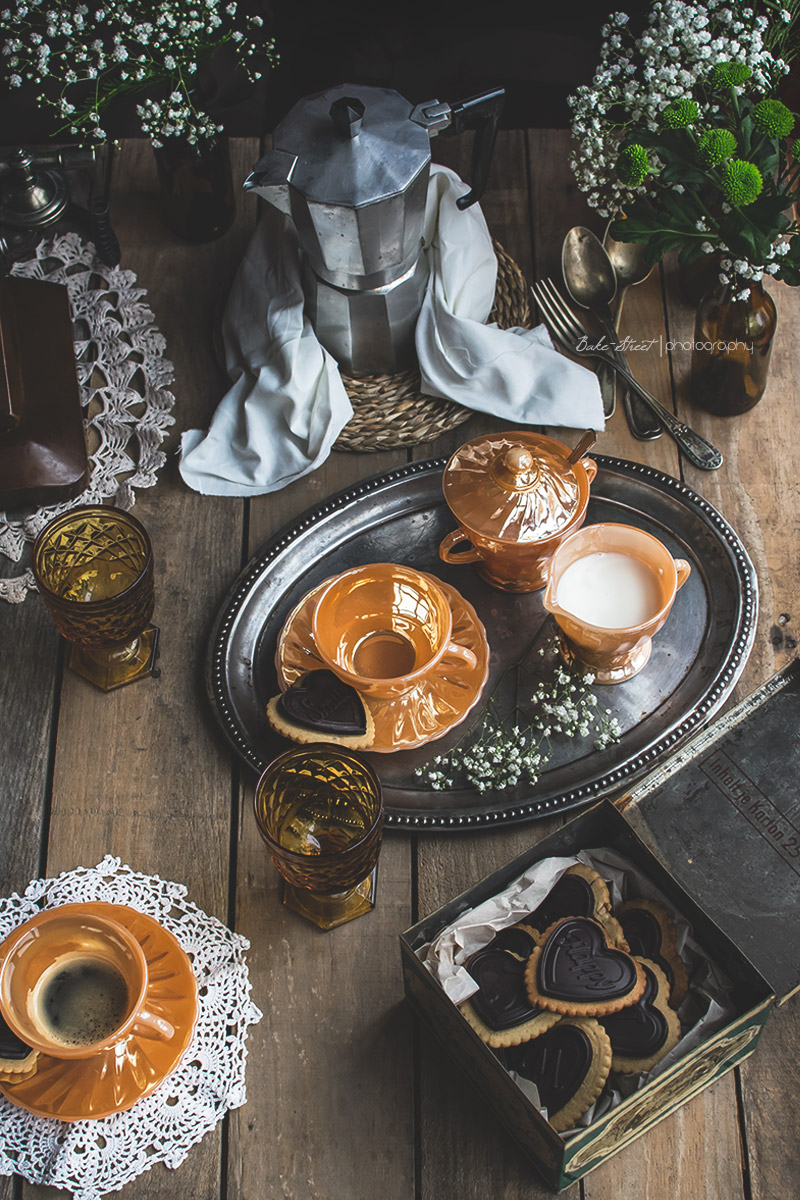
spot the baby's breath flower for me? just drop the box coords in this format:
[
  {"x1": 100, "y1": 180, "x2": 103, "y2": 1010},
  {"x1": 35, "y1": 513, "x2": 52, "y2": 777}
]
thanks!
[
  {"x1": 419, "y1": 637, "x2": 620, "y2": 793},
  {"x1": 1, "y1": 0, "x2": 278, "y2": 144}
]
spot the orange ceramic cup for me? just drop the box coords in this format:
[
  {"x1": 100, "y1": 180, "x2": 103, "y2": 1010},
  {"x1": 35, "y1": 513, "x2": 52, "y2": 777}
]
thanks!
[
  {"x1": 542, "y1": 523, "x2": 691, "y2": 684},
  {"x1": 311, "y1": 563, "x2": 477, "y2": 700},
  {"x1": 0, "y1": 905, "x2": 174, "y2": 1062}
]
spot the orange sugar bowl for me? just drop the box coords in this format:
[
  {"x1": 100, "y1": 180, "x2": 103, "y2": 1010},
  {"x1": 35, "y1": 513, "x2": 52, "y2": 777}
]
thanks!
[{"x1": 438, "y1": 431, "x2": 598, "y2": 592}]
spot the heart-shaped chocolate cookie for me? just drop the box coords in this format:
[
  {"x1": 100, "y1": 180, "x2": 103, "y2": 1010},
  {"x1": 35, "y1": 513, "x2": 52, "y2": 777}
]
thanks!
[
  {"x1": 460, "y1": 947, "x2": 561, "y2": 1048},
  {"x1": 0, "y1": 1012, "x2": 38, "y2": 1082},
  {"x1": 0, "y1": 1012, "x2": 30, "y2": 1061},
  {"x1": 490, "y1": 925, "x2": 538, "y2": 959},
  {"x1": 527, "y1": 864, "x2": 610, "y2": 930},
  {"x1": 277, "y1": 669, "x2": 367, "y2": 735},
  {"x1": 616, "y1": 900, "x2": 689, "y2": 1008},
  {"x1": 502, "y1": 1017, "x2": 612, "y2": 1132},
  {"x1": 525, "y1": 917, "x2": 645, "y2": 1016},
  {"x1": 600, "y1": 958, "x2": 681, "y2": 1072},
  {"x1": 467, "y1": 948, "x2": 539, "y2": 1031}
]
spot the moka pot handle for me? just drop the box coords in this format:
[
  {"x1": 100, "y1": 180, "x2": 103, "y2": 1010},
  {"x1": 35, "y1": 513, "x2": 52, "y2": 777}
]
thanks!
[{"x1": 442, "y1": 86, "x2": 505, "y2": 210}]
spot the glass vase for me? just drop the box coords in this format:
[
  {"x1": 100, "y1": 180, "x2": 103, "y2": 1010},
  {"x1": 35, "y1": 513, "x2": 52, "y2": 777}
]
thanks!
[
  {"x1": 691, "y1": 279, "x2": 777, "y2": 416},
  {"x1": 153, "y1": 136, "x2": 235, "y2": 243}
]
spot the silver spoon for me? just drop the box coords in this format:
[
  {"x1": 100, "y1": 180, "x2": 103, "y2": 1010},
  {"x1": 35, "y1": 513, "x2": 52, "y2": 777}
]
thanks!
[
  {"x1": 562, "y1": 227, "x2": 661, "y2": 441},
  {"x1": 603, "y1": 223, "x2": 655, "y2": 329}
]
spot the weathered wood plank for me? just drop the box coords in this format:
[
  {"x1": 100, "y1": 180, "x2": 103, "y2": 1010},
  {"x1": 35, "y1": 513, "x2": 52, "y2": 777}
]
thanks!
[
  {"x1": 0, "y1": 608, "x2": 47, "y2": 1200},
  {"x1": 18, "y1": 138, "x2": 259, "y2": 1200},
  {"x1": 0, "y1": 603, "x2": 60, "y2": 895},
  {"x1": 660, "y1": 268, "x2": 800, "y2": 1199},
  {"x1": 741, "y1": 995, "x2": 800, "y2": 1200},
  {"x1": 416, "y1": 131, "x2": 748, "y2": 1200},
  {"x1": 227, "y1": 437, "x2": 416, "y2": 1200},
  {"x1": 585, "y1": 1076, "x2": 746, "y2": 1200},
  {"x1": 415, "y1": 129, "x2": 582, "y2": 1199}
]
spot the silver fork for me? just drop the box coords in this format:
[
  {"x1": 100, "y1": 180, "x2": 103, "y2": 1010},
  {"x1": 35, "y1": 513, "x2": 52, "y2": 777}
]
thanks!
[{"x1": 531, "y1": 278, "x2": 722, "y2": 471}]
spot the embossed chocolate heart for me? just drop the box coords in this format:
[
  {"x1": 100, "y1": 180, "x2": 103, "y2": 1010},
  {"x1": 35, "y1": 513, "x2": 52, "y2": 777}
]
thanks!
[
  {"x1": 278, "y1": 669, "x2": 367, "y2": 736},
  {"x1": 467, "y1": 947, "x2": 541, "y2": 1031},
  {"x1": 504, "y1": 1024, "x2": 594, "y2": 1112},
  {"x1": 617, "y1": 908, "x2": 675, "y2": 993},
  {"x1": 537, "y1": 918, "x2": 639, "y2": 1003},
  {"x1": 528, "y1": 873, "x2": 596, "y2": 930},
  {"x1": 599, "y1": 963, "x2": 668, "y2": 1058}
]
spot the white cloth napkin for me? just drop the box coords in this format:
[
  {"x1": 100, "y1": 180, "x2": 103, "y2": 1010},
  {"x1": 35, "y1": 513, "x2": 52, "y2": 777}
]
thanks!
[{"x1": 179, "y1": 165, "x2": 604, "y2": 497}]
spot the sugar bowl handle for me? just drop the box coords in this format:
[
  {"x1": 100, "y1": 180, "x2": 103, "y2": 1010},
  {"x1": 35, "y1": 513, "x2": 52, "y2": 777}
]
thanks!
[
  {"x1": 581, "y1": 457, "x2": 598, "y2": 483},
  {"x1": 439, "y1": 528, "x2": 483, "y2": 565}
]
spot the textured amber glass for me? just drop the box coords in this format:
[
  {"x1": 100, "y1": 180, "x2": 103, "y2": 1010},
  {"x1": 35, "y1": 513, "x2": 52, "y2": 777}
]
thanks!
[
  {"x1": 32, "y1": 506, "x2": 158, "y2": 691},
  {"x1": 254, "y1": 745, "x2": 384, "y2": 930},
  {"x1": 691, "y1": 280, "x2": 777, "y2": 416}
]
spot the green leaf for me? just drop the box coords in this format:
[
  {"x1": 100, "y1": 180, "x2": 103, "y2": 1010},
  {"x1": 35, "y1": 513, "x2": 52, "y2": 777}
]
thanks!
[
  {"x1": 777, "y1": 260, "x2": 800, "y2": 285},
  {"x1": 659, "y1": 161, "x2": 709, "y2": 186}
]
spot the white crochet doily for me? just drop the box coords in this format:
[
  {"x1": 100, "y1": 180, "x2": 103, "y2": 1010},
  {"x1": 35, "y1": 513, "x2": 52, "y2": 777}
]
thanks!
[
  {"x1": 0, "y1": 233, "x2": 176, "y2": 604},
  {"x1": 0, "y1": 857, "x2": 262, "y2": 1200}
]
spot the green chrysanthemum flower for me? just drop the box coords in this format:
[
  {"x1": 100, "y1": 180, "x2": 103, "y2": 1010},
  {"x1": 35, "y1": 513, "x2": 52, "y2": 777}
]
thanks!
[
  {"x1": 711, "y1": 61, "x2": 753, "y2": 88},
  {"x1": 617, "y1": 144, "x2": 649, "y2": 186},
  {"x1": 697, "y1": 128, "x2": 738, "y2": 167},
  {"x1": 752, "y1": 98, "x2": 795, "y2": 139},
  {"x1": 662, "y1": 98, "x2": 700, "y2": 129},
  {"x1": 721, "y1": 159, "x2": 764, "y2": 206}
]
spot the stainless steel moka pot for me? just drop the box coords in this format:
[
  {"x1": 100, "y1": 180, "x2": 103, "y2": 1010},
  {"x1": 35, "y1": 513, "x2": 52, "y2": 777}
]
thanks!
[{"x1": 244, "y1": 83, "x2": 504, "y2": 374}]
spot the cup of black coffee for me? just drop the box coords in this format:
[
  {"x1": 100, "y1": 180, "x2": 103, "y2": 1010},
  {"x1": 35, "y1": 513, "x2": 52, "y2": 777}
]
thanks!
[{"x1": 0, "y1": 904, "x2": 174, "y2": 1063}]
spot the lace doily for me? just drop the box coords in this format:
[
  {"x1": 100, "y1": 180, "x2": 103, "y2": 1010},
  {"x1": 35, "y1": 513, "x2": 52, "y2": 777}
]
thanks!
[
  {"x1": 1, "y1": 234, "x2": 176, "y2": 604},
  {"x1": 0, "y1": 857, "x2": 262, "y2": 1200}
]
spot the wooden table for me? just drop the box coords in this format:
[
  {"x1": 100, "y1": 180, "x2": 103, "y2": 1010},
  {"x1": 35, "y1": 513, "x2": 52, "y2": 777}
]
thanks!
[{"x1": 2, "y1": 131, "x2": 799, "y2": 1200}]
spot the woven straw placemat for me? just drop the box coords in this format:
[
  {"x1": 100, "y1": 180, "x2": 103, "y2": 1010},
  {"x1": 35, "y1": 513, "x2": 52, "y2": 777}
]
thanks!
[{"x1": 335, "y1": 241, "x2": 531, "y2": 452}]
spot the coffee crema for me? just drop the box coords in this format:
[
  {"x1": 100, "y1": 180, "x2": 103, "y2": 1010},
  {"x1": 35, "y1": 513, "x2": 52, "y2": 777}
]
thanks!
[{"x1": 36, "y1": 956, "x2": 130, "y2": 1047}]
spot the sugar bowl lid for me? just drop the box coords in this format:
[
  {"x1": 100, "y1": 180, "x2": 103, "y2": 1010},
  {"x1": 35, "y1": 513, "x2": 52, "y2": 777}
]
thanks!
[{"x1": 442, "y1": 432, "x2": 590, "y2": 544}]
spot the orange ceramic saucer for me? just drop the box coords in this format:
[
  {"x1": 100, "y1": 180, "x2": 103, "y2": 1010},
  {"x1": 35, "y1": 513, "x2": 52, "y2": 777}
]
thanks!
[
  {"x1": 0, "y1": 903, "x2": 198, "y2": 1122},
  {"x1": 276, "y1": 573, "x2": 490, "y2": 752}
]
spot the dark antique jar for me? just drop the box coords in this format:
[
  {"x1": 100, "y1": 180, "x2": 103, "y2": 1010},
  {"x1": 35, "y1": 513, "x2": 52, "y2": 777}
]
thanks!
[
  {"x1": 691, "y1": 279, "x2": 777, "y2": 416},
  {"x1": 153, "y1": 136, "x2": 235, "y2": 243}
]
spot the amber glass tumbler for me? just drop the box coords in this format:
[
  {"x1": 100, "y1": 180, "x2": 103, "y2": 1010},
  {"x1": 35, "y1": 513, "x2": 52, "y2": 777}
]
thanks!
[
  {"x1": 32, "y1": 506, "x2": 158, "y2": 691},
  {"x1": 254, "y1": 745, "x2": 384, "y2": 930}
]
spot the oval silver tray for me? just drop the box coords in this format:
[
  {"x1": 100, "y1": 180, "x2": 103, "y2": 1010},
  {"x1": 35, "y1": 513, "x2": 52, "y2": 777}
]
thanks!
[{"x1": 207, "y1": 456, "x2": 757, "y2": 831}]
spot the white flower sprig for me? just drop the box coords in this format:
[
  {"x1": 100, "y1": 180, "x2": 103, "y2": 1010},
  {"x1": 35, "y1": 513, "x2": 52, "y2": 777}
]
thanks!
[
  {"x1": 569, "y1": 0, "x2": 800, "y2": 297},
  {"x1": 0, "y1": 0, "x2": 278, "y2": 146},
  {"x1": 569, "y1": 1, "x2": 786, "y2": 220},
  {"x1": 416, "y1": 637, "x2": 621, "y2": 794}
]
